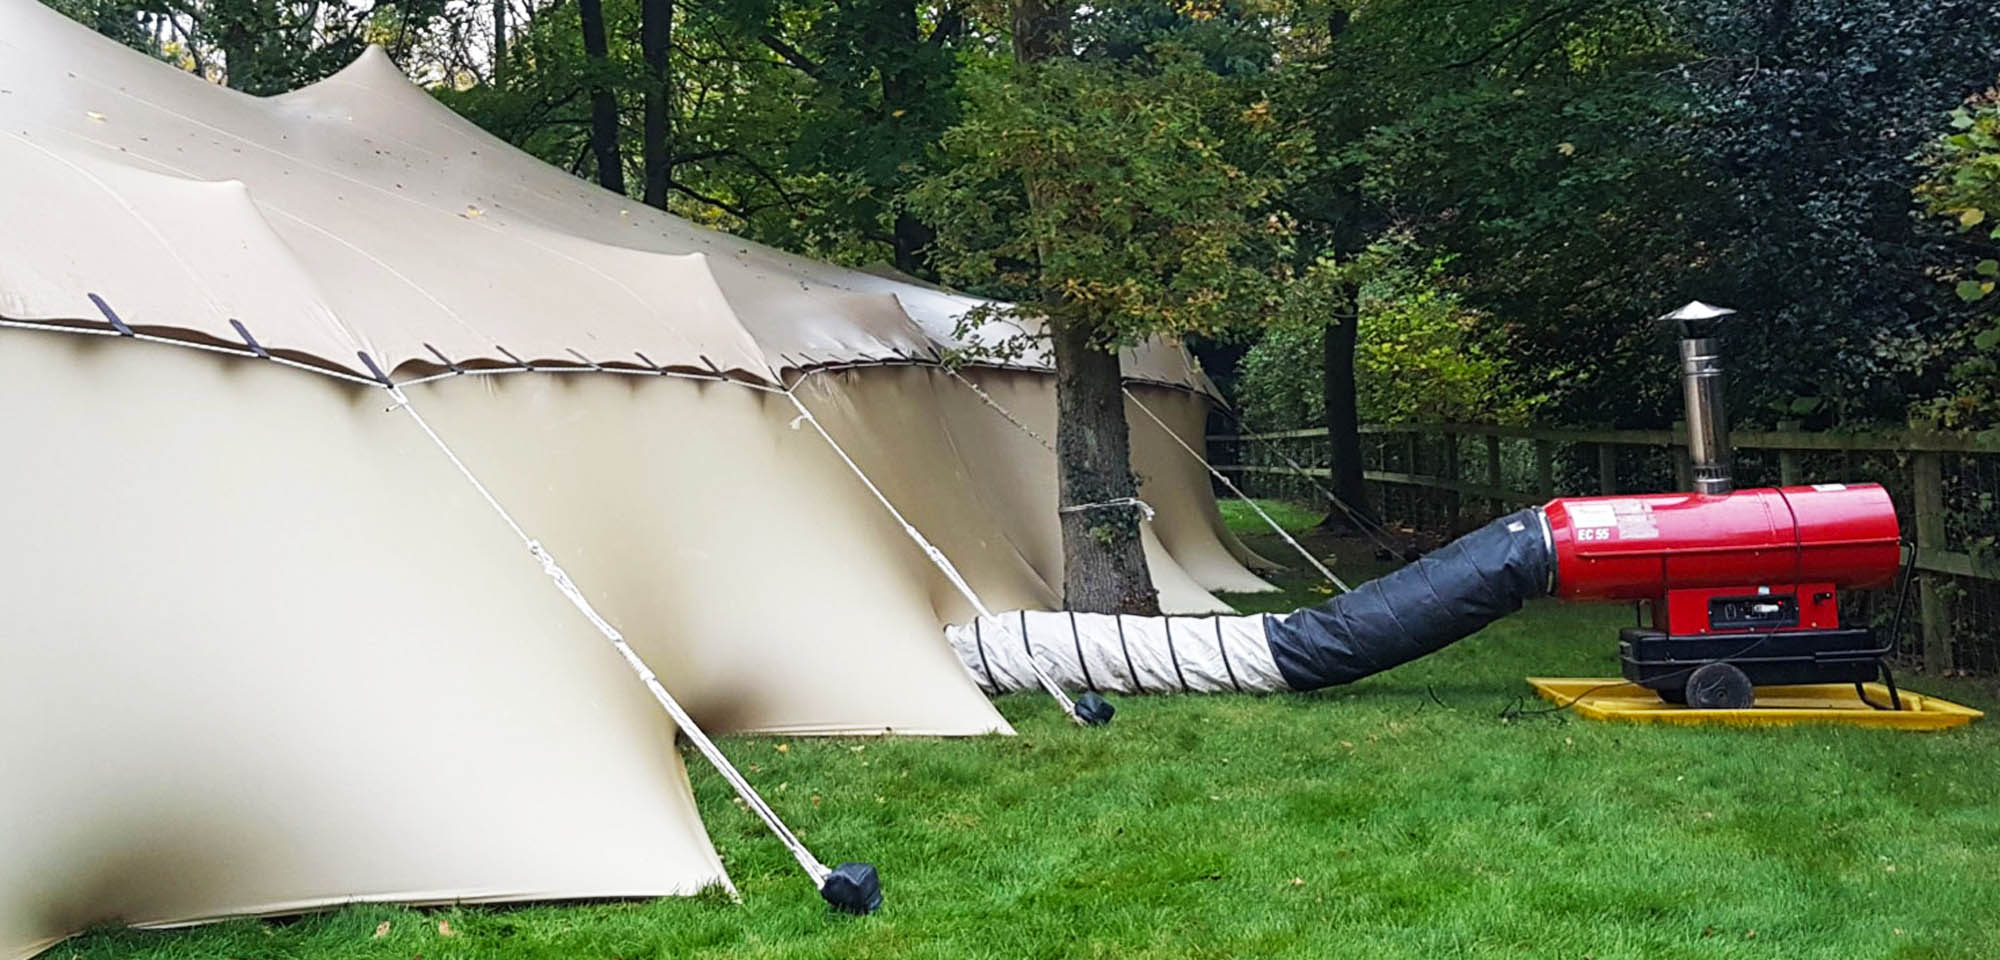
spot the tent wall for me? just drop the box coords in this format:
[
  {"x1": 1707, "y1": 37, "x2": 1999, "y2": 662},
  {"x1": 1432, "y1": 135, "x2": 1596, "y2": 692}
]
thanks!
[
  {"x1": 1121, "y1": 385, "x2": 1282, "y2": 594},
  {"x1": 0, "y1": 337, "x2": 729, "y2": 960},
  {"x1": 929, "y1": 369, "x2": 1278, "y2": 605},
  {"x1": 400, "y1": 368, "x2": 1010, "y2": 736},
  {"x1": 791, "y1": 367, "x2": 1267, "y2": 616},
  {"x1": 0, "y1": 334, "x2": 1264, "y2": 960}
]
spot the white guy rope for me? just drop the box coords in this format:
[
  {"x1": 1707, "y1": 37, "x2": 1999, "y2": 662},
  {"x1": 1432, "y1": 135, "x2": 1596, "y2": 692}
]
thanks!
[
  {"x1": 941, "y1": 365, "x2": 1056, "y2": 454},
  {"x1": 0, "y1": 317, "x2": 388, "y2": 386},
  {"x1": 1122, "y1": 387, "x2": 1353, "y2": 594},
  {"x1": 1209, "y1": 405, "x2": 1405, "y2": 557},
  {"x1": 936, "y1": 367, "x2": 1348, "y2": 592},
  {"x1": 389, "y1": 363, "x2": 786, "y2": 394},
  {"x1": 1058, "y1": 497, "x2": 1157, "y2": 522},
  {"x1": 780, "y1": 387, "x2": 1086, "y2": 723},
  {"x1": 380, "y1": 383, "x2": 834, "y2": 888}
]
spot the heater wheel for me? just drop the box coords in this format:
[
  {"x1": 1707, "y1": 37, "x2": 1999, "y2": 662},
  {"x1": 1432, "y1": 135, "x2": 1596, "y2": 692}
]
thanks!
[{"x1": 1683, "y1": 662, "x2": 1755, "y2": 710}]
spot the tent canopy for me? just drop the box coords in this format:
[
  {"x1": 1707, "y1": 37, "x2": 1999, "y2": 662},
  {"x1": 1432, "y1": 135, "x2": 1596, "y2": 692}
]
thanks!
[{"x1": 0, "y1": 0, "x2": 1216, "y2": 392}]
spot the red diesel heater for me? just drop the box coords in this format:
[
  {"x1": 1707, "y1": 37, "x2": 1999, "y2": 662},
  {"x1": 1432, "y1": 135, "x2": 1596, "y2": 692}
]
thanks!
[
  {"x1": 1539, "y1": 303, "x2": 1912, "y2": 708},
  {"x1": 1263, "y1": 302, "x2": 1917, "y2": 710},
  {"x1": 1540, "y1": 485, "x2": 1904, "y2": 704}
]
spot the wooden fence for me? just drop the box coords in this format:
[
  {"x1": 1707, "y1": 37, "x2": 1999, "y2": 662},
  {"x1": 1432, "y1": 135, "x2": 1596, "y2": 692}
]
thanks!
[{"x1": 1210, "y1": 422, "x2": 2000, "y2": 676}]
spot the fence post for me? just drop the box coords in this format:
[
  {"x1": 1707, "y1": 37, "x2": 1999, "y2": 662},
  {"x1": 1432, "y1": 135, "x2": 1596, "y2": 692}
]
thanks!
[
  {"x1": 1486, "y1": 434, "x2": 1503, "y2": 515},
  {"x1": 1403, "y1": 430, "x2": 1421, "y2": 527},
  {"x1": 1671, "y1": 421, "x2": 1693, "y2": 491},
  {"x1": 1535, "y1": 438, "x2": 1555, "y2": 499},
  {"x1": 1777, "y1": 420, "x2": 1802, "y2": 486},
  {"x1": 1596, "y1": 443, "x2": 1617, "y2": 495},
  {"x1": 1443, "y1": 430, "x2": 1462, "y2": 535},
  {"x1": 1912, "y1": 451, "x2": 1955, "y2": 674}
]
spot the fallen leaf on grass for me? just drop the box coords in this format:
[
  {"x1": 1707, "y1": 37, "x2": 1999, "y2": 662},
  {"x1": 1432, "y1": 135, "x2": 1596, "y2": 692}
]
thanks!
[
  {"x1": 373, "y1": 921, "x2": 392, "y2": 939},
  {"x1": 437, "y1": 920, "x2": 456, "y2": 937}
]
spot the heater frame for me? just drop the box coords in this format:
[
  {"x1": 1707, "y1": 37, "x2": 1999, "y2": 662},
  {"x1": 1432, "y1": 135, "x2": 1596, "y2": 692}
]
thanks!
[{"x1": 1616, "y1": 539, "x2": 1918, "y2": 708}]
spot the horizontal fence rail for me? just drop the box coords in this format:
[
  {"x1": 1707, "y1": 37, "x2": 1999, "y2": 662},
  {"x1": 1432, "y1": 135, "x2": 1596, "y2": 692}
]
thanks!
[{"x1": 1210, "y1": 421, "x2": 2000, "y2": 676}]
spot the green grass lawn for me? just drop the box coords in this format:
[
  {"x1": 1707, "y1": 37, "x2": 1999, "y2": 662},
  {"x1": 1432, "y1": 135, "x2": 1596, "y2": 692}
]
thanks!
[{"x1": 61, "y1": 502, "x2": 2000, "y2": 960}]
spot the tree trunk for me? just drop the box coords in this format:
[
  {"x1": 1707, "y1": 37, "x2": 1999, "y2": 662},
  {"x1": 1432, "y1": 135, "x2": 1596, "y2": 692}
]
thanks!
[
  {"x1": 890, "y1": 211, "x2": 934, "y2": 277},
  {"x1": 1010, "y1": 0, "x2": 1067, "y2": 61},
  {"x1": 640, "y1": 0, "x2": 673, "y2": 209},
  {"x1": 1052, "y1": 319, "x2": 1160, "y2": 615},
  {"x1": 1319, "y1": 310, "x2": 1374, "y2": 530},
  {"x1": 878, "y1": 1, "x2": 934, "y2": 276},
  {"x1": 492, "y1": 0, "x2": 508, "y2": 83},
  {"x1": 578, "y1": 0, "x2": 626, "y2": 195},
  {"x1": 1009, "y1": 0, "x2": 1155, "y2": 614},
  {"x1": 216, "y1": 0, "x2": 260, "y2": 92}
]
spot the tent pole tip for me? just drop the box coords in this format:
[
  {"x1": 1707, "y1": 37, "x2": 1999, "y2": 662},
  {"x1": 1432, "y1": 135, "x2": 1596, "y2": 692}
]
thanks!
[
  {"x1": 819, "y1": 861, "x2": 883, "y2": 914},
  {"x1": 1072, "y1": 692, "x2": 1115, "y2": 726}
]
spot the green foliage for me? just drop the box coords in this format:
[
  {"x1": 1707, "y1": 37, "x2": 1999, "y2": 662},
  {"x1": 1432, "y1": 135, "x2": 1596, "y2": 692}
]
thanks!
[
  {"x1": 1914, "y1": 85, "x2": 2000, "y2": 432},
  {"x1": 47, "y1": 0, "x2": 449, "y2": 93},
  {"x1": 41, "y1": 0, "x2": 2000, "y2": 437},
  {"x1": 1237, "y1": 244, "x2": 1536, "y2": 430},
  {"x1": 1665, "y1": 0, "x2": 2000, "y2": 426},
  {"x1": 909, "y1": 39, "x2": 1309, "y2": 350}
]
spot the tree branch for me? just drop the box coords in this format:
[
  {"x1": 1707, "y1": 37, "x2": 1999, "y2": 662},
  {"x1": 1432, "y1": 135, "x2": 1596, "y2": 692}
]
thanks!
[
  {"x1": 1440, "y1": 1, "x2": 1593, "y2": 72},
  {"x1": 759, "y1": 30, "x2": 823, "y2": 80},
  {"x1": 667, "y1": 179, "x2": 762, "y2": 219},
  {"x1": 928, "y1": 5, "x2": 964, "y2": 48}
]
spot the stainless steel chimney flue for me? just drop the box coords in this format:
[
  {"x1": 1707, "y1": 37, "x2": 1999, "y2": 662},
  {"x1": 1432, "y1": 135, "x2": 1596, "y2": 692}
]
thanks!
[{"x1": 1661, "y1": 301, "x2": 1737, "y2": 495}]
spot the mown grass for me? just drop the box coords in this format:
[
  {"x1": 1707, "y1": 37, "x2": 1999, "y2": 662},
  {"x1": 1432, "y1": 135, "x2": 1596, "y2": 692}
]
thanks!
[{"x1": 60, "y1": 502, "x2": 2000, "y2": 960}]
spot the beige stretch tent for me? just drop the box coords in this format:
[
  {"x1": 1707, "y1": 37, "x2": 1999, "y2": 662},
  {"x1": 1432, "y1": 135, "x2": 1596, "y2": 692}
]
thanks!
[{"x1": 0, "y1": 2, "x2": 1276, "y2": 956}]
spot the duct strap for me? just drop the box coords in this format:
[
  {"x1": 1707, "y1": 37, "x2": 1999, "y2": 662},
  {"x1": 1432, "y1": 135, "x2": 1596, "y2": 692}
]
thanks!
[{"x1": 380, "y1": 384, "x2": 842, "y2": 896}]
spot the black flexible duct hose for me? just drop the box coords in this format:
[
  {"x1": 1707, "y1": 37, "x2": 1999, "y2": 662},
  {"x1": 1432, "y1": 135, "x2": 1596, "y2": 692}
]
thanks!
[{"x1": 1264, "y1": 508, "x2": 1555, "y2": 691}]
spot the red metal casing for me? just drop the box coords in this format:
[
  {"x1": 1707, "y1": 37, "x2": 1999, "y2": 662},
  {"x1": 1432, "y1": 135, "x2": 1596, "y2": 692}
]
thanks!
[{"x1": 1541, "y1": 484, "x2": 1901, "y2": 634}]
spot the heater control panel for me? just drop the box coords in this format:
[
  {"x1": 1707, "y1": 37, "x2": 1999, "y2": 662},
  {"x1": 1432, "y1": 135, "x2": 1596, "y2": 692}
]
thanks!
[
  {"x1": 1708, "y1": 594, "x2": 1800, "y2": 630},
  {"x1": 1652, "y1": 583, "x2": 1843, "y2": 634}
]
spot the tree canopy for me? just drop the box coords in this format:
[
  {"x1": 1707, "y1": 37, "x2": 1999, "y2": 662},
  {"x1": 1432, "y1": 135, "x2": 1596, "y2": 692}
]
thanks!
[{"x1": 44, "y1": 0, "x2": 2000, "y2": 590}]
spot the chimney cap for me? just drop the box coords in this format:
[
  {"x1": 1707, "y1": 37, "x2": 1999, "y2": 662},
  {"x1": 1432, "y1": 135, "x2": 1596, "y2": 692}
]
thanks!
[
  {"x1": 1661, "y1": 300, "x2": 1737, "y2": 339},
  {"x1": 1659, "y1": 300, "x2": 1737, "y2": 323}
]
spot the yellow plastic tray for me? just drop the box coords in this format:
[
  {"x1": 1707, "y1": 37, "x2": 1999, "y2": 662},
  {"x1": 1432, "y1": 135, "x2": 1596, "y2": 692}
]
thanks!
[{"x1": 1526, "y1": 677, "x2": 1983, "y2": 730}]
